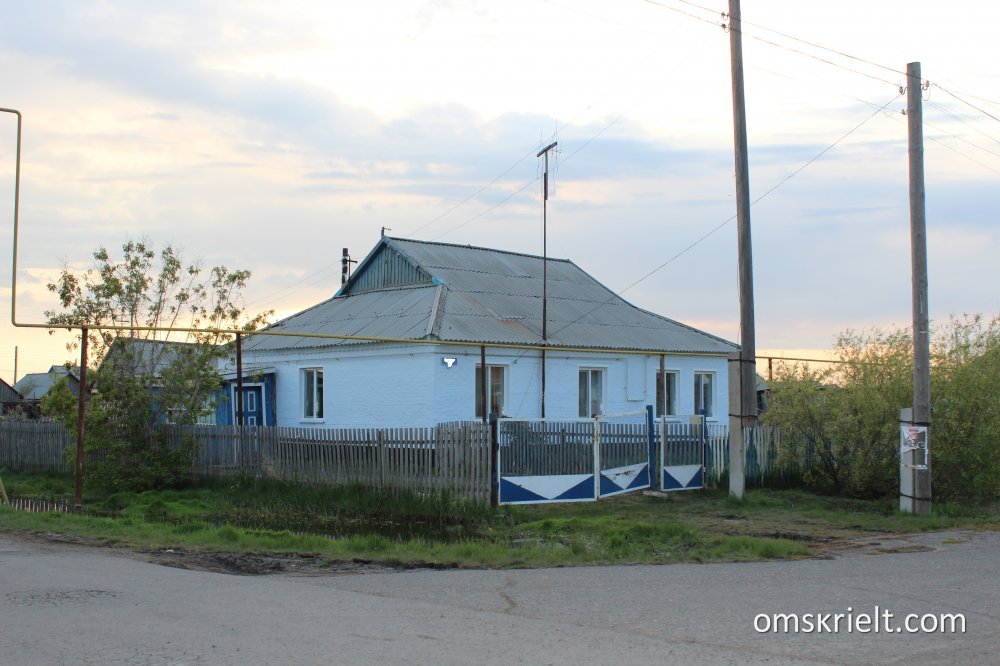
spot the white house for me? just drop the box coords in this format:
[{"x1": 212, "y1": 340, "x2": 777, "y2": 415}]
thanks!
[{"x1": 221, "y1": 237, "x2": 737, "y2": 428}]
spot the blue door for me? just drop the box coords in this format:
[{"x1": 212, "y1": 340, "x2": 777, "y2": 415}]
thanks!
[{"x1": 234, "y1": 385, "x2": 264, "y2": 425}]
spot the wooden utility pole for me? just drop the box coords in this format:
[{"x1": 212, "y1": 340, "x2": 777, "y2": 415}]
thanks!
[
  {"x1": 727, "y1": 0, "x2": 757, "y2": 500},
  {"x1": 902, "y1": 61, "x2": 932, "y2": 515},
  {"x1": 75, "y1": 328, "x2": 88, "y2": 507},
  {"x1": 537, "y1": 141, "x2": 557, "y2": 419}
]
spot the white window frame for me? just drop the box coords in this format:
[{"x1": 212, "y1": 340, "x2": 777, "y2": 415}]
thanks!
[
  {"x1": 301, "y1": 368, "x2": 324, "y2": 421},
  {"x1": 694, "y1": 371, "x2": 715, "y2": 418},
  {"x1": 578, "y1": 367, "x2": 606, "y2": 419},
  {"x1": 656, "y1": 370, "x2": 679, "y2": 418},
  {"x1": 475, "y1": 364, "x2": 507, "y2": 419}
]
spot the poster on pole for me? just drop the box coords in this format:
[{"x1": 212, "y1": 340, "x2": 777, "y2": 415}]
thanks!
[{"x1": 900, "y1": 425, "x2": 928, "y2": 470}]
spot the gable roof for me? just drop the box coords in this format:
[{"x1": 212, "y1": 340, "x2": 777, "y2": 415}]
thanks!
[
  {"x1": 245, "y1": 237, "x2": 737, "y2": 355},
  {"x1": 0, "y1": 377, "x2": 23, "y2": 404},
  {"x1": 101, "y1": 338, "x2": 204, "y2": 377},
  {"x1": 13, "y1": 365, "x2": 81, "y2": 400}
]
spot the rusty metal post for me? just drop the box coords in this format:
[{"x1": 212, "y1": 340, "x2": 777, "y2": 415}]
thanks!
[
  {"x1": 235, "y1": 333, "x2": 244, "y2": 425},
  {"x1": 75, "y1": 328, "x2": 88, "y2": 507},
  {"x1": 235, "y1": 332, "x2": 244, "y2": 469}
]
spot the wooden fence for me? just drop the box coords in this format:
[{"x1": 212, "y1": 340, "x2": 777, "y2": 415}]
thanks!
[
  {"x1": 0, "y1": 419, "x2": 73, "y2": 473},
  {"x1": 2, "y1": 417, "x2": 812, "y2": 498},
  {"x1": 669, "y1": 422, "x2": 811, "y2": 487},
  {"x1": 160, "y1": 422, "x2": 492, "y2": 499}
]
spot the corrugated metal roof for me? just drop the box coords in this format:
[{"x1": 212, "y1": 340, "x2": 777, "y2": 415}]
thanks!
[{"x1": 245, "y1": 237, "x2": 737, "y2": 354}]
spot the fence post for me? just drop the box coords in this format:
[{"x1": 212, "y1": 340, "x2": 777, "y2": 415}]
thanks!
[
  {"x1": 702, "y1": 418, "x2": 709, "y2": 484},
  {"x1": 592, "y1": 415, "x2": 601, "y2": 500},
  {"x1": 377, "y1": 430, "x2": 385, "y2": 490},
  {"x1": 489, "y1": 413, "x2": 499, "y2": 507},
  {"x1": 645, "y1": 405, "x2": 656, "y2": 490}
]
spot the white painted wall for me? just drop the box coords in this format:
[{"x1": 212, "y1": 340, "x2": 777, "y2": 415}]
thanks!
[{"x1": 230, "y1": 342, "x2": 730, "y2": 428}]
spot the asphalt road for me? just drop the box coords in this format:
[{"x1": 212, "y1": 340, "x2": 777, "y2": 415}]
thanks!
[{"x1": 1, "y1": 529, "x2": 997, "y2": 665}]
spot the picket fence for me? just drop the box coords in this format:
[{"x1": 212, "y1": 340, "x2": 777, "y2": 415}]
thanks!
[
  {"x1": 163, "y1": 423, "x2": 491, "y2": 499},
  {"x1": 0, "y1": 419, "x2": 74, "y2": 473},
  {"x1": 0, "y1": 418, "x2": 812, "y2": 500},
  {"x1": 0, "y1": 419, "x2": 491, "y2": 500},
  {"x1": 692, "y1": 423, "x2": 811, "y2": 487}
]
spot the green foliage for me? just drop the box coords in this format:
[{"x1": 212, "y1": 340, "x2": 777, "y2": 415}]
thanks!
[
  {"x1": 930, "y1": 315, "x2": 1000, "y2": 501},
  {"x1": 42, "y1": 239, "x2": 271, "y2": 493},
  {"x1": 764, "y1": 315, "x2": 1000, "y2": 501}
]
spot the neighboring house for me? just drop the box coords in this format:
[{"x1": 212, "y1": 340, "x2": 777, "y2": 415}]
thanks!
[
  {"x1": 1, "y1": 377, "x2": 24, "y2": 415},
  {"x1": 222, "y1": 237, "x2": 739, "y2": 429},
  {"x1": 101, "y1": 338, "x2": 220, "y2": 425},
  {"x1": 756, "y1": 374, "x2": 769, "y2": 413},
  {"x1": 12, "y1": 365, "x2": 81, "y2": 416}
]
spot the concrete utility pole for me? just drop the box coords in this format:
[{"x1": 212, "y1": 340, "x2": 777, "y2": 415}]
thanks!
[
  {"x1": 901, "y1": 61, "x2": 932, "y2": 515},
  {"x1": 537, "y1": 141, "x2": 557, "y2": 419},
  {"x1": 726, "y1": 0, "x2": 757, "y2": 500}
]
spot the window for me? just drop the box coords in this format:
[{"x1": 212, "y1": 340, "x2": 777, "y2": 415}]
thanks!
[
  {"x1": 578, "y1": 368, "x2": 605, "y2": 418},
  {"x1": 694, "y1": 372, "x2": 714, "y2": 417},
  {"x1": 656, "y1": 370, "x2": 678, "y2": 418},
  {"x1": 475, "y1": 365, "x2": 505, "y2": 418},
  {"x1": 302, "y1": 368, "x2": 324, "y2": 420}
]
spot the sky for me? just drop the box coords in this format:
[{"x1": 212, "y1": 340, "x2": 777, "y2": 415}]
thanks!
[{"x1": 1, "y1": 0, "x2": 998, "y2": 379}]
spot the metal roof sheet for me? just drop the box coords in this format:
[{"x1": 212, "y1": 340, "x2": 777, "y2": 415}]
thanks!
[{"x1": 245, "y1": 238, "x2": 737, "y2": 354}]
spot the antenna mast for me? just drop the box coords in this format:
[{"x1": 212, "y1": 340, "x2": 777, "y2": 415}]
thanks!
[{"x1": 537, "y1": 141, "x2": 557, "y2": 419}]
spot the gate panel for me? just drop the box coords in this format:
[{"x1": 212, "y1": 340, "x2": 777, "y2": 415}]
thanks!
[
  {"x1": 498, "y1": 413, "x2": 651, "y2": 504},
  {"x1": 661, "y1": 419, "x2": 706, "y2": 491},
  {"x1": 498, "y1": 420, "x2": 595, "y2": 505},
  {"x1": 597, "y1": 412, "x2": 651, "y2": 498}
]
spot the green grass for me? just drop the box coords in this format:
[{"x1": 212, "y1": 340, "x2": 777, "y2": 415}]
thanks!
[{"x1": 1, "y1": 470, "x2": 996, "y2": 569}]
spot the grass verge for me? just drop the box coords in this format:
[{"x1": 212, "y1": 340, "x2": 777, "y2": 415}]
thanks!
[{"x1": 1, "y1": 470, "x2": 996, "y2": 570}]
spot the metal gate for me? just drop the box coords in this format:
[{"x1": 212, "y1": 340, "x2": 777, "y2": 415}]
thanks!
[
  {"x1": 498, "y1": 410, "x2": 651, "y2": 505},
  {"x1": 660, "y1": 417, "x2": 706, "y2": 491}
]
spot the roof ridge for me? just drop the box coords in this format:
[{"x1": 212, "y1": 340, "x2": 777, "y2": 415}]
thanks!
[{"x1": 386, "y1": 236, "x2": 574, "y2": 264}]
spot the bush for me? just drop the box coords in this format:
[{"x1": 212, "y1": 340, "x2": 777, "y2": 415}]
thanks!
[{"x1": 764, "y1": 315, "x2": 1000, "y2": 501}]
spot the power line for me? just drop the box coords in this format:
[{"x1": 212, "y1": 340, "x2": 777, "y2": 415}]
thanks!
[
  {"x1": 924, "y1": 129, "x2": 1000, "y2": 177},
  {"x1": 432, "y1": 109, "x2": 632, "y2": 241},
  {"x1": 541, "y1": 93, "x2": 902, "y2": 343},
  {"x1": 641, "y1": 0, "x2": 903, "y2": 88},
  {"x1": 936, "y1": 84, "x2": 1000, "y2": 124},
  {"x1": 430, "y1": 177, "x2": 538, "y2": 241},
  {"x1": 926, "y1": 100, "x2": 1000, "y2": 146}
]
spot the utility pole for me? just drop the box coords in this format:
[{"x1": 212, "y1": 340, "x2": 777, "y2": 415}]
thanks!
[
  {"x1": 901, "y1": 61, "x2": 932, "y2": 515},
  {"x1": 537, "y1": 141, "x2": 557, "y2": 419},
  {"x1": 726, "y1": 0, "x2": 757, "y2": 500},
  {"x1": 75, "y1": 328, "x2": 88, "y2": 507}
]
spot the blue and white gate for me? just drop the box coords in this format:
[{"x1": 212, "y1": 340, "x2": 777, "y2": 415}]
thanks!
[
  {"x1": 597, "y1": 411, "x2": 652, "y2": 498},
  {"x1": 498, "y1": 410, "x2": 651, "y2": 505},
  {"x1": 660, "y1": 417, "x2": 706, "y2": 491}
]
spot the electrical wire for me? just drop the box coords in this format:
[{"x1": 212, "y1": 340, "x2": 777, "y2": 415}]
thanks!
[
  {"x1": 927, "y1": 98, "x2": 1000, "y2": 146},
  {"x1": 431, "y1": 108, "x2": 632, "y2": 241},
  {"x1": 541, "y1": 93, "x2": 902, "y2": 343},
  {"x1": 641, "y1": 0, "x2": 905, "y2": 88},
  {"x1": 935, "y1": 84, "x2": 1000, "y2": 124}
]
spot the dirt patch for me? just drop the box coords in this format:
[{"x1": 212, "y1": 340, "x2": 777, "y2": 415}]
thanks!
[
  {"x1": 870, "y1": 544, "x2": 934, "y2": 555},
  {"x1": 144, "y1": 548, "x2": 396, "y2": 576}
]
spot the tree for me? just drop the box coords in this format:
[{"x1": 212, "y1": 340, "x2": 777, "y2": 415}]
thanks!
[
  {"x1": 42, "y1": 239, "x2": 271, "y2": 491},
  {"x1": 763, "y1": 329, "x2": 911, "y2": 497},
  {"x1": 929, "y1": 314, "x2": 1000, "y2": 501},
  {"x1": 763, "y1": 316, "x2": 1000, "y2": 501}
]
